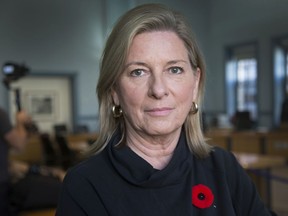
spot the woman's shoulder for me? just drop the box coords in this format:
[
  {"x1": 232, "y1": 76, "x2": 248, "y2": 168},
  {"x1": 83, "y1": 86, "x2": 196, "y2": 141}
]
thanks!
[
  {"x1": 65, "y1": 151, "x2": 111, "y2": 181},
  {"x1": 194, "y1": 147, "x2": 246, "y2": 190},
  {"x1": 210, "y1": 146, "x2": 235, "y2": 160},
  {"x1": 199, "y1": 146, "x2": 240, "y2": 172}
]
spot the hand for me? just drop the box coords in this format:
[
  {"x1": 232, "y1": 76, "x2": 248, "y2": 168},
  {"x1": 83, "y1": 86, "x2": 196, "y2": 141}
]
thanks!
[
  {"x1": 9, "y1": 160, "x2": 29, "y2": 183},
  {"x1": 15, "y1": 110, "x2": 37, "y2": 137},
  {"x1": 16, "y1": 111, "x2": 32, "y2": 125}
]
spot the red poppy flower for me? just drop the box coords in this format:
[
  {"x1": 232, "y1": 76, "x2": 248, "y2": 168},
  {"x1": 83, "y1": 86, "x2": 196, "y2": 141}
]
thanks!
[{"x1": 192, "y1": 184, "x2": 214, "y2": 209}]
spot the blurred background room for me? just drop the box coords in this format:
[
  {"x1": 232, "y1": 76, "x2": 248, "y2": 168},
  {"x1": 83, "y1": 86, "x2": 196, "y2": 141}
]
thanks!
[{"x1": 0, "y1": 0, "x2": 288, "y2": 215}]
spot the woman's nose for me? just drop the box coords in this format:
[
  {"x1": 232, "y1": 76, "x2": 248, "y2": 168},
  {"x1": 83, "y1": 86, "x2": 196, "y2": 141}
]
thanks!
[{"x1": 148, "y1": 73, "x2": 169, "y2": 99}]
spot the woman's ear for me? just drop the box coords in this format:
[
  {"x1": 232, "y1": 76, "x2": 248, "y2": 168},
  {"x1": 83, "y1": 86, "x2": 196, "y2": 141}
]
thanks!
[{"x1": 111, "y1": 88, "x2": 120, "y2": 106}]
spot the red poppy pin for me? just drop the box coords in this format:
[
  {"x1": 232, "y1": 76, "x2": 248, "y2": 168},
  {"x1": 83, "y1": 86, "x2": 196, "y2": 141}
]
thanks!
[{"x1": 192, "y1": 184, "x2": 214, "y2": 209}]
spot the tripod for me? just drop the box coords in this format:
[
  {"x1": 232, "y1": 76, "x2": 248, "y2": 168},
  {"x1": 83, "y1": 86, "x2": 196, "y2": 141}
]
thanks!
[{"x1": 14, "y1": 88, "x2": 38, "y2": 134}]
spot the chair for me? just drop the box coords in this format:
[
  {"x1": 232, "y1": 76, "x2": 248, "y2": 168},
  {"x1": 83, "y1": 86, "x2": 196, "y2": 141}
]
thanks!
[
  {"x1": 39, "y1": 133, "x2": 59, "y2": 166},
  {"x1": 53, "y1": 124, "x2": 68, "y2": 136},
  {"x1": 205, "y1": 129, "x2": 231, "y2": 150},
  {"x1": 230, "y1": 132, "x2": 264, "y2": 154},
  {"x1": 232, "y1": 110, "x2": 254, "y2": 131},
  {"x1": 54, "y1": 135, "x2": 77, "y2": 169},
  {"x1": 265, "y1": 132, "x2": 288, "y2": 157},
  {"x1": 10, "y1": 175, "x2": 61, "y2": 216}
]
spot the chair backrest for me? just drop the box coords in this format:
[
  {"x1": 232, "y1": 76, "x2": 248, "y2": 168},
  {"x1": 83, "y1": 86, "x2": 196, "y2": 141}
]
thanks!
[
  {"x1": 233, "y1": 110, "x2": 254, "y2": 131},
  {"x1": 54, "y1": 134, "x2": 75, "y2": 169},
  {"x1": 53, "y1": 124, "x2": 68, "y2": 136},
  {"x1": 39, "y1": 133, "x2": 59, "y2": 166},
  {"x1": 54, "y1": 135, "x2": 71, "y2": 156},
  {"x1": 265, "y1": 132, "x2": 288, "y2": 157},
  {"x1": 230, "y1": 132, "x2": 264, "y2": 154}
]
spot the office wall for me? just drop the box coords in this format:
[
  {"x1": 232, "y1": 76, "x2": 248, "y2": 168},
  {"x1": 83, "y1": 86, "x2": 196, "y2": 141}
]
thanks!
[
  {"x1": 0, "y1": 0, "x2": 106, "y2": 131},
  {"x1": 0, "y1": 0, "x2": 209, "y2": 131},
  {"x1": 0, "y1": 0, "x2": 287, "y2": 131}
]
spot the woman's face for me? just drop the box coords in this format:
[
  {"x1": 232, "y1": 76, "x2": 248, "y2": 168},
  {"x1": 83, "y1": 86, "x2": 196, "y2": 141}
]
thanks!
[{"x1": 112, "y1": 31, "x2": 200, "y2": 138}]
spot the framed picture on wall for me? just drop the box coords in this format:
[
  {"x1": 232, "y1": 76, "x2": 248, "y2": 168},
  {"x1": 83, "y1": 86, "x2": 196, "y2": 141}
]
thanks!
[{"x1": 24, "y1": 90, "x2": 58, "y2": 121}]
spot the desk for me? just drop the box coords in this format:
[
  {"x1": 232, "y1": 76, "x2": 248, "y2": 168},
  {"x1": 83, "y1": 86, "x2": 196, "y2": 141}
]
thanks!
[
  {"x1": 67, "y1": 133, "x2": 98, "y2": 143},
  {"x1": 9, "y1": 136, "x2": 43, "y2": 164},
  {"x1": 234, "y1": 152, "x2": 287, "y2": 209},
  {"x1": 19, "y1": 208, "x2": 55, "y2": 216},
  {"x1": 68, "y1": 141, "x2": 90, "y2": 152},
  {"x1": 234, "y1": 153, "x2": 286, "y2": 169},
  {"x1": 67, "y1": 133, "x2": 98, "y2": 152}
]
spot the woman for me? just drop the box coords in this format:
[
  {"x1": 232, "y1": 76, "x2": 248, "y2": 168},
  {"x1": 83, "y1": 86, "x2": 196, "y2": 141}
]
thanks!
[{"x1": 56, "y1": 4, "x2": 272, "y2": 216}]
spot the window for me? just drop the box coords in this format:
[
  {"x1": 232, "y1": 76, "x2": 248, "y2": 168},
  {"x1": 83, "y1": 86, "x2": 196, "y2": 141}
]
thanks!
[
  {"x1": 286, "y1": 52, "x2": 288, "y2": 93},
  {"x1": 225, "y1": 43, "x2": 258, "y2": 122},
  {"x1": 273, "y1": 36, "x2": 288, "y2": 126}
]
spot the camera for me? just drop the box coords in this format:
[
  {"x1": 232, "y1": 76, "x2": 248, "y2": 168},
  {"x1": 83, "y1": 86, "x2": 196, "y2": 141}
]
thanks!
[
  {"x1": 2, "y1": 61, "x2": 30, "y2": 89},
  {"x1": 1, "y1": 61, "x2": 38, "y2": 133}
]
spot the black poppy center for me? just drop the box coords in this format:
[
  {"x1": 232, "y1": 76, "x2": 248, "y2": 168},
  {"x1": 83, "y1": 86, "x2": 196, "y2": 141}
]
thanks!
[{"x1": 198, "y1": 193, "x2": 206, "y2": 200}]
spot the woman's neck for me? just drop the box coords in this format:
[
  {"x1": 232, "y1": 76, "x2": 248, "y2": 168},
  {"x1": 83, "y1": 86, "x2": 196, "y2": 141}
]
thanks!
[{"x1": 126, "y1": 130, "x2": 181, "y2": 170}]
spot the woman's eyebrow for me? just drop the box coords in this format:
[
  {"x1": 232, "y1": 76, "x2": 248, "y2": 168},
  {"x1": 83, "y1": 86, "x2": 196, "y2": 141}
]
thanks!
[
  {"x1": 124, "y1": 61, "x2": 148, "y2": 69},
  {"x1": 125, "y1": 60, "x2": 187, "y2": 67},
  {"x1": 166, "y1": 60, "x2": 188, "y2": 66}
]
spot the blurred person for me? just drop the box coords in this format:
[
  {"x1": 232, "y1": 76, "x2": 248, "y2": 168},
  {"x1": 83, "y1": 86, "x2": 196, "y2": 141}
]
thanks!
[
  {"x1": 8, "y1": 160, "x2": 65, "y2": 215},
  {"x1": 1, "y1": 106, "x2": 65, "y2": 215},
  {"x1": 0, "y1": 107, "x2": 31, "y2": 215},
  {"x1": 56, "y1": 4, "x2": 273, "y2": 216}
]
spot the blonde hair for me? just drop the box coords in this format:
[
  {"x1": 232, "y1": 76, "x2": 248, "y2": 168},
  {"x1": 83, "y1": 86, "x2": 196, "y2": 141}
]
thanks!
[{"x1": 89, "y1": 3, "x2": 211, "y2": 158}]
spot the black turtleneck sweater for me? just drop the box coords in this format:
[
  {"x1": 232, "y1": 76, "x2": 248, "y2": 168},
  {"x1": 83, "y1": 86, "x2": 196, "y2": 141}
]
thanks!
[{"x1": 56, "y1": 131, "x2": 271, "y2": 216}]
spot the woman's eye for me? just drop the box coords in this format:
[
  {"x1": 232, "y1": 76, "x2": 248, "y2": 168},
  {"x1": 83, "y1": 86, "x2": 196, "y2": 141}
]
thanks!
[
  {"x1": 130, "y1": 69, "x2": 144, "y2": 77},
  {"x1": 170, "y1": 67, "x2": 183, "y2": 74}
]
